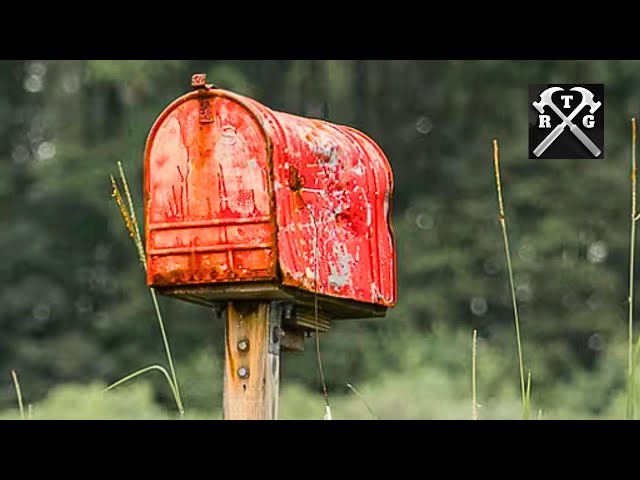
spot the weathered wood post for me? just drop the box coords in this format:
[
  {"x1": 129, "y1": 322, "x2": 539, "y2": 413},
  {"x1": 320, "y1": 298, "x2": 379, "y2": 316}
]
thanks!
[
  {"x1": 222, "y1": 301, "x2": 281, "y2": 420},
  {"x1": 143, "y1": 74, "x2": 397, "y2": 420}
]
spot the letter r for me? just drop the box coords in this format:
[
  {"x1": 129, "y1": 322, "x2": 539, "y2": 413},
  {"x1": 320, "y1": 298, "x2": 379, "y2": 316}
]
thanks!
[{"x1": 539, "y1": 115, "x2": 551, "y2": 128}]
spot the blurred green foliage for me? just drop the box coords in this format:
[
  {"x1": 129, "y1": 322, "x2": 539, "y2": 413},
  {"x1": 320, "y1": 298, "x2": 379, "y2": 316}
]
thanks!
[
  {"x1": 2, "y1": 60, "x2": 640, "y2": 419},
  {"x1": 0, "y1": 327, "x2": 634, "y2": 420}
]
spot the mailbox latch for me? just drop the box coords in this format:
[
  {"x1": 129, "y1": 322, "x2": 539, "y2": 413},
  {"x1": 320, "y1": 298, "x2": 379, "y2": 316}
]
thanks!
[{"x1": 192, "y1": 73, "x2": 214, "y2": 124}]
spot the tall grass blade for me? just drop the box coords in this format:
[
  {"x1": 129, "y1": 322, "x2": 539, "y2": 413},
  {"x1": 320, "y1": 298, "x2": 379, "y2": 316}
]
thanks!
[
  {"x1": 147, "y1": 288, "x2": 183, "y2": 414},
  {"x1": 116, "y1": 162, "x2": 146, "y2": 268},
  {"x1": 11, "y1": 370, "x2": 24, "y2": 420},
  {"x1": 323, "y1": 405, "x2": 333, "y2": 420},
  {"x1": 347, "y1": 383, "x2": 378, "y2": 420},
  {"x1": 110, "y1": 162, "x2": 184, "y2": 416},
  {"x1": 104, "y1": 364, "x2": 182, "y2": 414},
  {"x1": 524, "y1": 369, "x2": 532, "y2": 421},
  {"x1": 297, "y1": 194, "x2": 331, "y2": 415},
  {"x1": 471, "y1": 329, "x2": 479, "y2": 420},
  {"x1": 492, "y1": 139, "x2": 528, "y2": 420},
  {"x1": 628, "y1": 118, "x2": 638, "y2": 420}
]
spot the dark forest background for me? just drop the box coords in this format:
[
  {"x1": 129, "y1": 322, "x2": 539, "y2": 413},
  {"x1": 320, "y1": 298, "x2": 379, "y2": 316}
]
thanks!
[{"x1": 1, "y1": 60, "x2": 638, "y2": 419}]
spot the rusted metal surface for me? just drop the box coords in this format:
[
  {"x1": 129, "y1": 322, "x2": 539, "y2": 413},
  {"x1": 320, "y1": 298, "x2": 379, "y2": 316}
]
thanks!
[
  {"x1": 145, "y1": 75, "x2": 396, "y2": 310},
  {"x1": 191, "y1": 73, "x2": 207, "y2": 89},
  {"x1": 145, "y1": 89, "x2": 277, "y2": 288}
]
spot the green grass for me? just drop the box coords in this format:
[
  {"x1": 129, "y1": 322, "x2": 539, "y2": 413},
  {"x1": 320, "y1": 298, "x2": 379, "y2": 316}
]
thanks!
[
  {"x1": 346, "y1": 383, "x2": 378, "y2": 420},
  {"x1": 492, "y1": 139, "x2": 532, "y2": 420},
  {"x1": 628, "y1": 118, "x2": 638, "y2": 420},
  {"x1": 11, "y1": 370, "x2": 24, "y2": 420},
  {"x1": 108, "y1": 161, "x2": 184, "y2": 417},
  {"x1": 471, "y1": 330, "x2": 478, "y2": 420},
  {"x1": 3, "y1": 324, "x2": 639, "y2": 420}
]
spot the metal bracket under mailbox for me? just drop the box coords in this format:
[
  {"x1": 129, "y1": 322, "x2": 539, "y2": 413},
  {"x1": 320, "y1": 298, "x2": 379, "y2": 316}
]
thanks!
[
  {"x1": 268, "y1": 302, "x2": 293, "y2": 356},
  {"x1": 212, "y1": 302, "x2": 293, "y2": 356},
  {"x1": 211, "y1": 303, "x2": 226, "y2": 322}
]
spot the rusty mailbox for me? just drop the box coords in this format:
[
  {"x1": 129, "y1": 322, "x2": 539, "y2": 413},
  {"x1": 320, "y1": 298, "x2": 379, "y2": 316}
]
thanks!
[
  {"x1": 145, "y1": 75, "x2": 396, "y2": 318},
  {"x1": 144, "y1": 74, "x2": 396, "y2": 418}
]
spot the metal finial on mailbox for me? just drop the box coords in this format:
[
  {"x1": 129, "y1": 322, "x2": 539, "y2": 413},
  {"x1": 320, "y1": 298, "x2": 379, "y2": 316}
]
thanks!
[
  {"x1": 192, "y1": 73, "x2": 220, "y2": 91},
  {"x1": 144, "y1": 74, "x2": 396, "y2": 420},
  {"x1": 191, "y1": 73, "x2": 207, "y2": 89}
]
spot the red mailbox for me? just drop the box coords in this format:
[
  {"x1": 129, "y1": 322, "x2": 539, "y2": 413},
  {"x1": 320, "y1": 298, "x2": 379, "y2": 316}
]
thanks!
[{"x1": 144, "y1": 75, "x2": 396, "y2": 321}]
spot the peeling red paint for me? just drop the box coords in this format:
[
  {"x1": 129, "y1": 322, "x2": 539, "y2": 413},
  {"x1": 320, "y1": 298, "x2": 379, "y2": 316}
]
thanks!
[{"x1": 144, "y1": 85, "x2": 396, "y2": 308}]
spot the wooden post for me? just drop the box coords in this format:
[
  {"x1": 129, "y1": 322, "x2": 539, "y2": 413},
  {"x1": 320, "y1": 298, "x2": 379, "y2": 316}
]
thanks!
[{"x1": 223, "y1": 301, "x2": 283, "y2": 420}]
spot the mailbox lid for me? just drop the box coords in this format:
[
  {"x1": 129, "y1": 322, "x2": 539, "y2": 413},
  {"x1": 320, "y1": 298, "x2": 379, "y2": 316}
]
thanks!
[{"x1": 144, "y1": 92, "x2": 278, "y2": 287}]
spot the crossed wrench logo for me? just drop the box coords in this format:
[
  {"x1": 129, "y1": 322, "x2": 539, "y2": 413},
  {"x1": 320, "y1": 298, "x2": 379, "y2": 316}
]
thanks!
[{"x1": 533, "y1": 86, "x2": 602, "y2": 158}]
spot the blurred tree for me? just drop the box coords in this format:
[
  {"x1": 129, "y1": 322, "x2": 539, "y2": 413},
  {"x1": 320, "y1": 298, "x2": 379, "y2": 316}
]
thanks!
[{"x1": 1, "y1": 60, "x2": 639, "y2": 413}]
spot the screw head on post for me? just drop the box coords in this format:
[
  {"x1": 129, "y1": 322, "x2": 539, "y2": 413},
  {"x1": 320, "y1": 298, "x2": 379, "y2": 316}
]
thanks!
[
  {"x1": 238, "y1": 367, "x2": 250, "y2": 379},
  {"x1": 237, "y1": 338, "x2": 250, "y2": 352}
]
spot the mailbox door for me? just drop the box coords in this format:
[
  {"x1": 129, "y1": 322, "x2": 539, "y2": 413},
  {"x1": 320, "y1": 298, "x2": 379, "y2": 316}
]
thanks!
[{"x1": 145, "y1": 93, "x2": 278, "y2": 287}]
